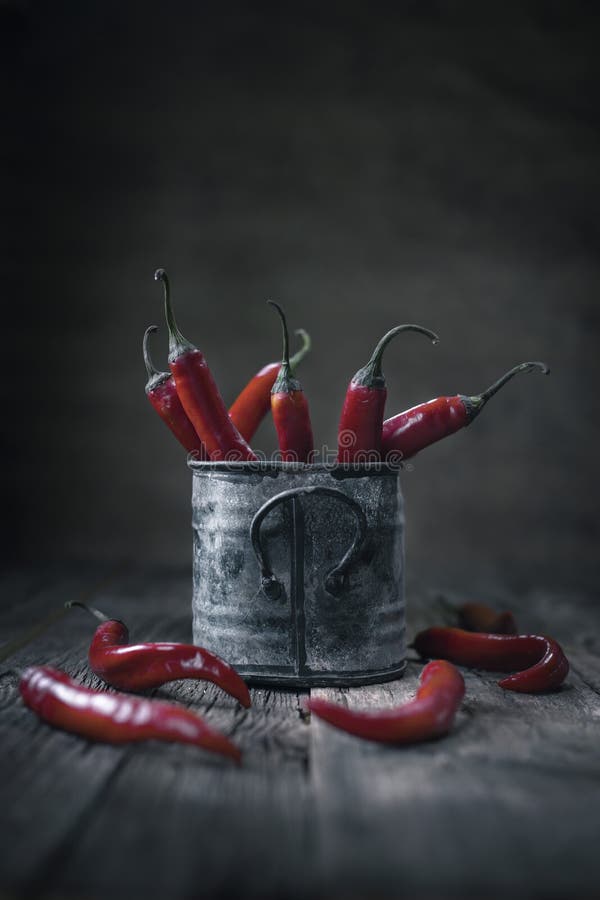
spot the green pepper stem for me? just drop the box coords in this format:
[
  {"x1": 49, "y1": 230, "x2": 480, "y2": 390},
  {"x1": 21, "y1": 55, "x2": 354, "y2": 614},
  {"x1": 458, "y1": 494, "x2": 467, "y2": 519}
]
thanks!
[
  {"x1": 367, "y1": 325, "x2": 439, "y2": 378},
  {"x1": 64, "y1": 600, "x2": 110, "y2": 623},
  {"x1": 268, "y1": 301, "x2": 301, "y2": 394},
  {"x1": 353, "y1": 324, "x2": 439, "y2": 387},
  {"x1": 143, "y1": 326, "x2": 161, "y2": 379},
  {"x1": 268, "y1": 300, "x2": 290, "y2": 366},
  {"x1": 290, "y1": 328, "x2": 311, "y2": 370},
  {"x1": 477, "y1": 361, "x2": 549, "y2": 404},
  {"x1": 464, "y1": 361, "x2": 550, "y2": 421},
  {"x1": 155, "y1": 268, "x2": 194, "y2": 359}
]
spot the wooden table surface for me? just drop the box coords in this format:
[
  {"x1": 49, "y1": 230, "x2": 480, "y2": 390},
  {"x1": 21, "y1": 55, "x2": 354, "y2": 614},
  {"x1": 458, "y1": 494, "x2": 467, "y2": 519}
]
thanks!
[{"x1": 1, "y1": 564, "x2": 599, "y2": 900}]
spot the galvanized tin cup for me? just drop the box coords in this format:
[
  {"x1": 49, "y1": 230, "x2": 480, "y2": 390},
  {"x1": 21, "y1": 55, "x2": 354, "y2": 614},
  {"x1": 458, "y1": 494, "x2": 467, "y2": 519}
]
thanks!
[{"x1": 189, "y1": 461, "x2": 405, "y2": 687}]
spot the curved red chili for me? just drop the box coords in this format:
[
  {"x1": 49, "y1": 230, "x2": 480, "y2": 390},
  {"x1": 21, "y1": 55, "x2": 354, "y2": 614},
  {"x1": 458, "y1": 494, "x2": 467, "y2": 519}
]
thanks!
[
  {"x1": 143, "y1": 325, "x2": 207, "y2": 458},
  {"x1": 67, "y1": 602, "x2": 251, "y2": 708},
  {"x1": 156, "y1": 268, "x2": 257, "y2": 461},
  {"x1": 413, "y1": 627, "x2": 569, "y2": 693},
  {"x1": 458, "y1": 602, "x2": 518, "y2": 635},
  {"x1": 20, "y1": 666, "x2": 241, "y2": 763},
  {"x1": 268, "y1": 301, "x2": 314, "y2": 463},
  {"x1": 229, "y1": 329, "x2": 311, "y2": 443},
  {"x1": 307, "y1": 660, "x2": 464, "y2": 744},
  {"x1": 382, "y1": 361, "x2": 549, "y2": 462},
  {"x1": 337, "y1": 324, "x2": 439, "y2": 463}
]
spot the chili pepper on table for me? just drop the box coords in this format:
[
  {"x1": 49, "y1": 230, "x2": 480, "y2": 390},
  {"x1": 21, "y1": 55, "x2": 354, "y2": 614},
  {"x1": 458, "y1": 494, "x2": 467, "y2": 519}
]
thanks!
[
  {"x1": 229, "y1": 328, "x2": 311, "y2": 443},
  {"x1": 458, "y1": 602, "x2": 518, "y2": 635},
  {"x1": 268, "y1": 301, "x2": 315, "y2": 463},
  {"x1": 156, "y1": 268, "x2": 257, "y2": 461},
  {"x1": 307, "y1": 660, "x2": 464, "y2": 744},
  {"x1": 413, "y1": 627, "x2": 569, "y2": 693},
  {"x1": 20, "y1": 666, "x2": 241, "y2": 763},
  {"x1": 337, "y1": 325, "x2": 439, "y2": 463},
  {"x1": 66, "y1": 602, "x2": 251, "y2": 707},
  {"x1": 143, "y1": 326, "x2": 207, "y2": 458},
  {"x1": 382, "y1": 361, "x2": 549, "y2": 462}
]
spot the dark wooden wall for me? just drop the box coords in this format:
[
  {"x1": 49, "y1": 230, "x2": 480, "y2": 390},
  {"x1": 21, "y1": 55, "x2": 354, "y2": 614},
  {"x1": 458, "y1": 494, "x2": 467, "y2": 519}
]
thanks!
[{"x1": 4, "y1": 2, "x2": 599, "y2": 589}]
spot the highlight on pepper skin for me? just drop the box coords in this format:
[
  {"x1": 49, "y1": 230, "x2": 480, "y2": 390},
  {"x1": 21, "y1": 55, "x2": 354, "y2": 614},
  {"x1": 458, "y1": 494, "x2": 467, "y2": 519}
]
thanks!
[
  {"x1": 145, "y1": 271, "x2": 548, "y2": 472},
  {"x1": 267, "y1": 300, "x2": 315, "y2": 463},
  {"x1": 381, "y1": 361, "x2": 549, "y2": 462},
  {"x1": 19, "y1": 666, "x2": 243, "y2": 764},
  {"x1": 337, "y1": 323, "x2": 439, "y2": 464},
  {"x1": 413, "y1": 627, "x2": 569, "y2": 693},
  {"x1": 66, "y1": 601, "x2": 252, "y2": 708},
  {"x1": 143, "y1": 324, "x2": 207, "y2": 458},
  {"x1": 156, "y1": 267, "x2": 258, "y2": 462},
  {"x1": 306, "y1": 660, "x2": 465, "y2": 745},
  {"x1": 229, "y1": 327, "x2": 311, "y2": 443}
]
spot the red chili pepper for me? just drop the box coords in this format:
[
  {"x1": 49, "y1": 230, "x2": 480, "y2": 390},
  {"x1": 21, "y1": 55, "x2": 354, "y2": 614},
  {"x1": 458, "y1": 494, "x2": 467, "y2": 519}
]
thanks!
[
  {"x1": 337, "y1": 325, "x2": 439, "y2": 463},
  {"x1": 382, "y1": 361, "x2": 549, "y2": 462},
  {"x1": 67, "y1": 602, "x2": 251, "y2": 707},
  {"x1": 156, "y1": 268, "x2": 257, "y2": 462},
  {"x1": 268, "y1": 301, "x2": 314, "y2": 463},
  {"x1": 458, "y1": 602, "x2": 518, "y2": 635},
  {"x1": 413, "y1": 627, "x2": 569, "y2": 693},
  {"x1": 229, "y1": 329, "x2": 311, "y2": 443},
  {"x1": 143, "y1": 325, "x2": 207, "y2": 458},
  {"x1": 20, "y1": 666, "x2": 241, "y2": 763},
  {"x1": 307, "y1": 660, "x2": 464, "y2": 744}
]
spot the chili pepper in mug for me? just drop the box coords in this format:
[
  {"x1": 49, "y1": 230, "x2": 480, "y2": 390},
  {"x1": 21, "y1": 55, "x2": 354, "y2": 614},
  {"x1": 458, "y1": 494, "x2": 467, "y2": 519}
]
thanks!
[
  {"x1": 268, "y1": 301, "x2": 314, "y2": 462},
  {"x1": 66, "y1": 602, "x2": 251, "y2": 708},
  {"x1": 229, "y1": 328, "x2": 312, "y2": 443},
  {"x1": 458, "y1": 602, "x2": 518, "y2": 635},
  {"x1": 337, "y1": 324, "x2": 439, "y2": 463},
  {"x1": 413, "y1": 627, "x2": 569, "y2": 693},
  {"x1": 143, "y1": 326, "x2": 207, "y2": 458},
  {"x1": 307, "y1": 660, "x2": 464, "y2": 744},
  {"x1": 382, "y1": 361, "x2": 549, "y2": 462},
  {"x1": 20, "y1": 666, "x2": 241, "y2": 762},
  {"x1": 156, "y1": 268, "x2": 257, "y2": 461}
]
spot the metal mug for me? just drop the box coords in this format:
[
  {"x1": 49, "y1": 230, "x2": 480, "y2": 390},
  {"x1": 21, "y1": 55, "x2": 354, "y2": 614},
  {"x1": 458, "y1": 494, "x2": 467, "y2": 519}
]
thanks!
[{"x1": 189, "y1": 460, "x2": 405, "y2": 687}]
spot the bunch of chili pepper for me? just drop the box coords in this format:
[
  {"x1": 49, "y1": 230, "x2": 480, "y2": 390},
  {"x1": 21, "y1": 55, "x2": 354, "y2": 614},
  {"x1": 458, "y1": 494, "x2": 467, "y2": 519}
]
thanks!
[
  {"x1": 146, "y1": 270, "x2": 314, "y2": 459},
  {"x1": 307, "y1": 628, "x2": 569, "y2": 747},
  {"x1": 22, "y1": 613, "x2": 569, "y2": 754},
  {"x1": 20, "y1": 272, "x2": 559, "y2": 755},
  {"x1": 143, "y1": 268, "x2": 549, "y2": 466},
  {"x1": 19, "y1": 602, "x2": 254, "y2": 763},
  {"x1": 409, "y1": 599, "x2": 569, "y2": 693},
  {"x1": 337, "y1": 324, "x2": 439, "y2": 462},
  {"x1": 305, "y1": 599, "x2": 568, "y2": 745}
]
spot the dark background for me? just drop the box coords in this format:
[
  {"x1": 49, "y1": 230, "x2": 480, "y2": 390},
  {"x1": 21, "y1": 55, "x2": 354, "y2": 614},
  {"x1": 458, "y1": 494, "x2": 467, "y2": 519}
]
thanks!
[{"x1": 4, "y1": 1, "x2": 599, "y2": 592}]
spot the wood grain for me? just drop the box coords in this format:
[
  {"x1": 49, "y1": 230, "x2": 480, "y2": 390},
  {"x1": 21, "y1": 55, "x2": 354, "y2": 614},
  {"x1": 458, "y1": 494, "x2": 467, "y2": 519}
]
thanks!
[{"x1": 1, "y1": 566, "x2": 599, "y2": 900}]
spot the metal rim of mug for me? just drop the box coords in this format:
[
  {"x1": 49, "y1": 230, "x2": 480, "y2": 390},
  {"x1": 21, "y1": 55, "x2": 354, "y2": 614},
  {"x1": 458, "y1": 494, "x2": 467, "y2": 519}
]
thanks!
[{"x1": 187, "y1": 459, "x2": 402, "y2": 476}]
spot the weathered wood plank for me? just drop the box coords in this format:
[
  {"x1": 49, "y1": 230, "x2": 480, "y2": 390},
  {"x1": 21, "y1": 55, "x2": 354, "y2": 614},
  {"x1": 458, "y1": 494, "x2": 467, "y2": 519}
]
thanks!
[
  {"x1": 2, "y1": 567, "x2": 600, "y2": 900},
  {"x1": 40, "y1": 686, "x2": 313, "y2": 900},
  {"x1": 0, "y1": 565, "x2": 55, "y2": 611},
  {"x1": 309, "y1": 584, "x2": 600, "y2": 900},
  {"x1": 0, "y1": 564, "x2": 71, "y2": 650},
  {"x1": 0, "y1": 566, "x2": 314, "y2": 900},
  {"x1": 0, "y1": 567, "x2": 190, "y2": 892},
  {"x1": 408, "y1": 584, "x2": 600, "y2": 648},
  {"x1": 0, "y1": 562, "x2": 133, "y2": 664}
]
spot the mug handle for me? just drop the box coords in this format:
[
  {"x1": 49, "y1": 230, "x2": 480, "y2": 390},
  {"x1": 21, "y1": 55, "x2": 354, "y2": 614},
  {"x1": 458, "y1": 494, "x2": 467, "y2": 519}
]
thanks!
[{"x1": 250, "y1": 485, "x2": 368, "y2": 600}]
